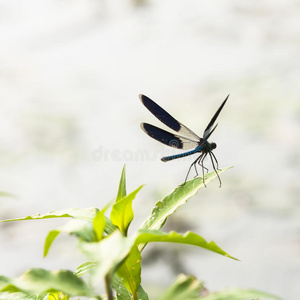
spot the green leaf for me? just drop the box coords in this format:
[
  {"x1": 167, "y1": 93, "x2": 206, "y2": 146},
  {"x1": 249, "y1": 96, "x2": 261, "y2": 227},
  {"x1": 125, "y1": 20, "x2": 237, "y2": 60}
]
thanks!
[
  {"x1": 93, "y1": 210, "x2": 106, "y2": 241},
  {"x1": 0, "y1": 269, "x2": 92, "y2": 297},
  {"x1": 111, "y1": 185, "x2": 144, "y2": 235},
  {"x1": 79, "y1": 230, "x2": 134, "y2": 280},
  {"x1": 75, "y1": 262, "x2": 98, "y2": 277},
  {"x1": 44, "y1": 230, "x2": 60, "y2": 257},
  {"x1": 0, "y1": 292, "x2": 38, "y2": 300},
  {"x1": 44, "y1": 219, "x2": 95, "y2": 257},
  {"x1": 140, "y1": 168, "x2": 232, "y2": 231},
  {"x1": 0, "y1": 275, "x2": 12, "y2": 290},
  {"x1": 104, "y1": 216, "x2": 119, "y2": 234},
  {"x1": 202, "y1": 288, "x2": 282, "y2": 300},
  {"x1": 1, "y1": 208, "x2": 99, "y2": 223},
  {"x1": 136, "y1": 285, "x2": 149, "y2": 300},
  {"x1": 111, "y1": 274, "x2": 132, "y2": 300},
  {"x1": 158, "y1": 274, "x2": 204, "y2": 300},
  {"x1": 94, "y1": 201, "x2": 113, "y2": 241},
  {"x1": 135, "y1": 230, "x2": 238, "y2": 260},
  {"x1": 116, "y1": 246, "x2": 142, "y2": 297},
  {"x1": 0, "y1": 191, "x2": 17, "y2": 199},
  {"x1": 117, "y1": 165, "x2": 127, "y2": 202},
  {"x1": 44, "y1": 291, "x2": 69, "y2": 300},
  {"x1": 112, "y1": 272, "x2": 149, "y2": 300}
]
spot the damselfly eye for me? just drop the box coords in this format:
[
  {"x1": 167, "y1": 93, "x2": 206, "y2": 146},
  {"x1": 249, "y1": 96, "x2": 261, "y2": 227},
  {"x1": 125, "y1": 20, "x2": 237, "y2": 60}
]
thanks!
[{"x1": 211, "y1": 142, "x2": 217, "y2": 150}]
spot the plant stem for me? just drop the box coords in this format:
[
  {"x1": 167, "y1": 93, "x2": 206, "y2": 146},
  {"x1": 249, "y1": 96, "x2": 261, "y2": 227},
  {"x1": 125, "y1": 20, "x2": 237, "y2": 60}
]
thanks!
[{"x1": 105, "y1": 274, "x2": 113, "y2": 300}]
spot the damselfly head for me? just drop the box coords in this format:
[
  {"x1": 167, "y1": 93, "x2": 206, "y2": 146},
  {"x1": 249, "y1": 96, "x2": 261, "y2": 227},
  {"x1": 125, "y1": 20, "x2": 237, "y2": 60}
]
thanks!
[{"x1": 210, "y1": 142, "x2": 217, "y2": 150}]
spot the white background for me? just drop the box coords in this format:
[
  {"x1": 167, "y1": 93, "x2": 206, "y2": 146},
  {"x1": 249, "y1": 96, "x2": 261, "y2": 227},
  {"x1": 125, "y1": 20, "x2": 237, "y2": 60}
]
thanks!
[{"x1": 0, "y1": 1, "x2": 299, "y2": 299}]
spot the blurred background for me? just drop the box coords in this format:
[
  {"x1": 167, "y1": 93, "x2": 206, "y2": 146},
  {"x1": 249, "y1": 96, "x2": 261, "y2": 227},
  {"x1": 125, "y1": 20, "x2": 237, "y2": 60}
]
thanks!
[{"x1": 0, "y1": 0, "x2": 299, "y2": 299}]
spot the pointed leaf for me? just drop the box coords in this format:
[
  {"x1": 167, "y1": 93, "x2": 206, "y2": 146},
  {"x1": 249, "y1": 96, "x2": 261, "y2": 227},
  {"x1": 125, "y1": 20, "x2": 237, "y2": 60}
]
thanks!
[
  {"x1": 0, "y1": 208, "x2": 118, "y2": 239},
  {"x1": 116, "y1": 165, "x2": 127, "y2": 202},
  {"x1": 135, "y1": 230, "x2": 238, "y2": 260},
  {"x1": 140, "y1": 168, "x2": 232, "y2": 231},
  {"x1": 44, "y1": 230, "x2": 60, "y2": 257},
  {"x1": 111, "y1": 185, "x2": 143, "y2": 235},
  {"x1": 1, "y1": 208, "x2": 99, "y2": 223}
]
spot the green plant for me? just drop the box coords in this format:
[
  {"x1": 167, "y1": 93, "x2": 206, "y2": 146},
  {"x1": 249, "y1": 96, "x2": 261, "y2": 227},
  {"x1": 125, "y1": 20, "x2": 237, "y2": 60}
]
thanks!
[{"x1": 0, "y1": 166, "x2": 281, "y2": 300}]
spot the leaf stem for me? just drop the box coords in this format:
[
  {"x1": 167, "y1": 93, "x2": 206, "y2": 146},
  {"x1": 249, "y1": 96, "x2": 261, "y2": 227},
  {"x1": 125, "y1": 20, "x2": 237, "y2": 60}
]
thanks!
[{"x1": 105, "y1": 274, "x2": 113, "y2": 300}]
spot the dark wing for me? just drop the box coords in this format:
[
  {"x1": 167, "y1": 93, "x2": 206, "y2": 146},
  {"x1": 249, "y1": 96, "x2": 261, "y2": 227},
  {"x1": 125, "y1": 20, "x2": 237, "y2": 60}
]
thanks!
[
  {"x1": 141, "y1": 123, "x2": 200, "y2": 150},
  {"x1": 203, "y1": 94, "x2": 229, "y2": 139},
  {"x1": 139, "y1": 94, "x2": 201, "y2": 142}
]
